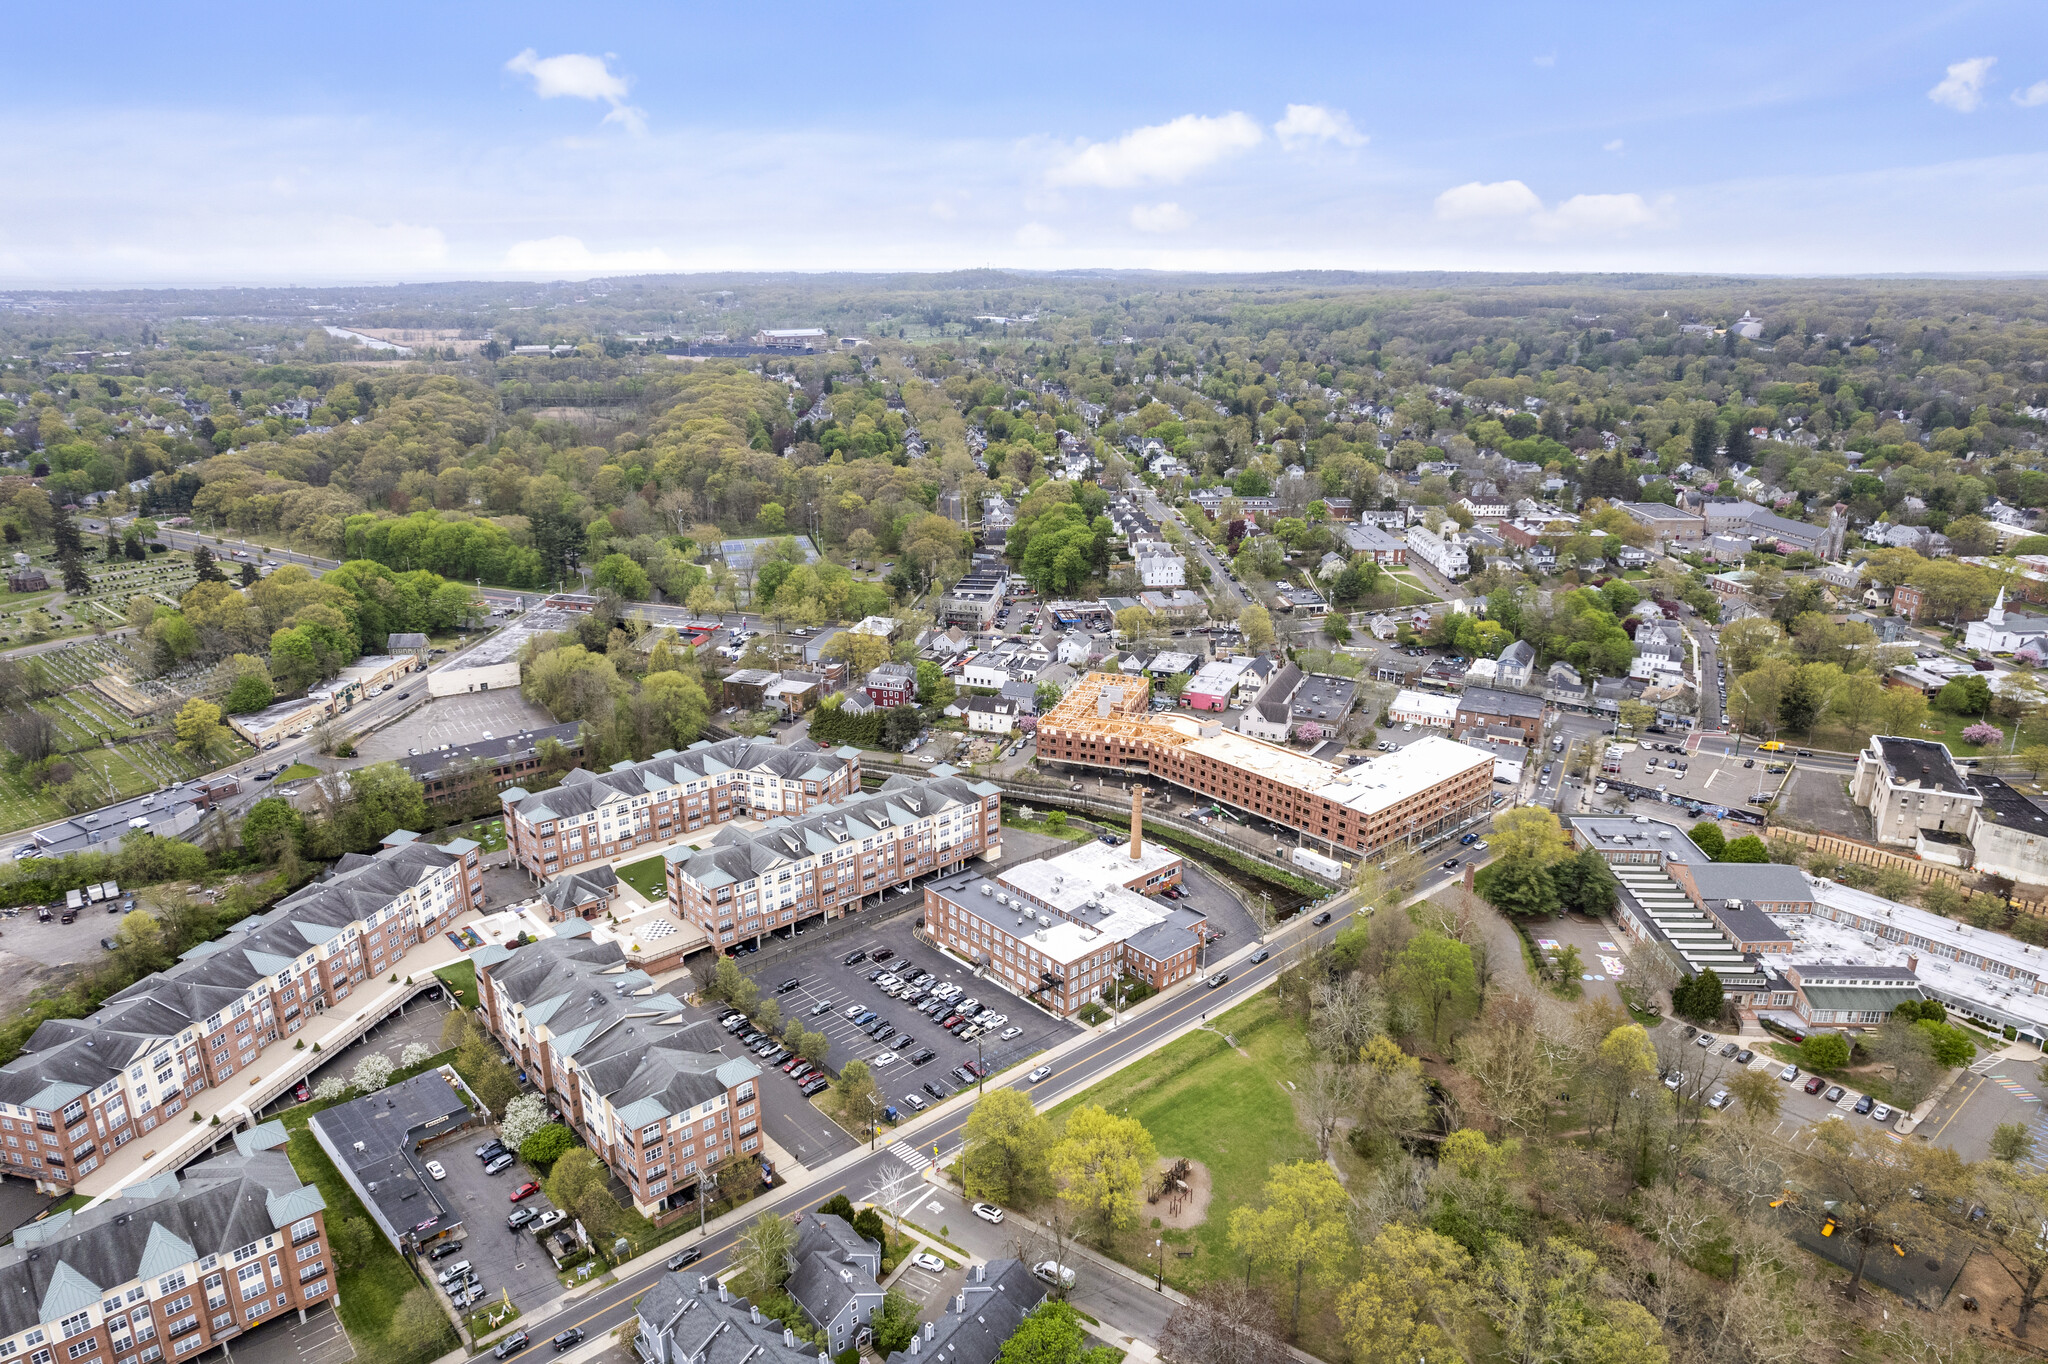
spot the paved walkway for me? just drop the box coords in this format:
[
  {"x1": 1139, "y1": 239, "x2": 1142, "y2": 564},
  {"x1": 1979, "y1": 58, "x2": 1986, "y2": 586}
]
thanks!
[{"x1": 76, "y1": 913, "x2": 478, "y2": 1203}]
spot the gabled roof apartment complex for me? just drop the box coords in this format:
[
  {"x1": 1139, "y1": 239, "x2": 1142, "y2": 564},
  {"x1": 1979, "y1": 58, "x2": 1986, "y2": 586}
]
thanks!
[
  {"x1": 500, "y1": 737, "x2": 863, "y2": 882},
  {"x1": 664, "y1": 776, "x2": 1002, "y2": 952},
  {"x1": 1036, "y1": 673, "x2": 1492, "y2": 860},
  {"x1": 0, "y1": 834, "x2": 480, "y2": 1193},
  {"x1": 475, "y1": 932, "x2": 762, "y2": 1222},
  {"x1": 0, "y1": 1126, "x2": 330, "y2": 1362}
]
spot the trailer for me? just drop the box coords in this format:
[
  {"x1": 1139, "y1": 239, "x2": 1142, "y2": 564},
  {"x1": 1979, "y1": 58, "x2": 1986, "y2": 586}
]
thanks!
[
  {"x1": 99, "y1": 881, "x2": 119, "y2": 901},
  {"x1": 64, "y1": 889, "x2": 83, "y2": 911},
  {"x1": 1291, "y1": 847, "x2": 1345, "y2": 880}
]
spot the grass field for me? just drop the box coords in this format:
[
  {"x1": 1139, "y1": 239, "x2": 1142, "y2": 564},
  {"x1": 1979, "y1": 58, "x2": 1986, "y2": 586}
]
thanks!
[
  {"x1": 434, "y1": 959, "x2": 479, "y2": 1011},
  {"x1": 1046, "y1": 992, "x2": 1319, "y2": 1291},
  {"x1": 277, "y1": 762, "x2": 321, "y2": 782},
  {"x1": 615, "y1": 855, "x2": 667, "y2": 899}
]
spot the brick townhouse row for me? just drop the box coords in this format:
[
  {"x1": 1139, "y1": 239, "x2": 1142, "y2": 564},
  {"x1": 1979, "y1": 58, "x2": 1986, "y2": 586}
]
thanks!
[
  {"x1": 474, "y1": 933, "x2": 761, "y2": 1222},
  {"x1": 500, "y1": 737, "x2": 863, "y2": 881},
  {"x1": 1036, "y1": 673, "x2": 1495, "y2": 858},
  {"x1": 663, "y1": 774, "x2": 1004, "y2": 952},
  {"x1": 0, "y1": 1125, "x2": 329, "y2": 1364},
  {"x1": 0, "y1": 833, "x2": 482, "y2": 1193}
]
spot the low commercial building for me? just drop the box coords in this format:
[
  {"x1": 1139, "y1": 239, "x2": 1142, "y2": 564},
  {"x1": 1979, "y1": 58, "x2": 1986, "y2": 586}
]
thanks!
[
  {"x1": 664, "y1": 774, "x2": 1002, "y2": 949},
  {"x1": 428, "y1": 607, "x2": 580, "y2": 698},
  {"x1": 1453, "y1": 686, "x2": 1544, "y2": 746},
  {"x1": 476, "y1": 933, "x2": 762, "y2": 1221},
  {"x1": 0, "y1": 1125, "x2": 333, "y2": 1356},
  {"x1": 1183, "y1": 659, "x2": 1250, "y2": 712},
  {"x1": 942, "y1": 563, "x2": 1009, "y2": 628},
  {"x1": 723, "y1": 670, "x2": 781, "y2": 712},
  {"x1": 539, "y1": 865, "x2": 621, "y2": 922},
  {"x1": 1037, "y1": 673, "x2": 1492, "y2": 859},
  {"x1": 1340, "y1": 524, "x2": 1408, "y2": 564},
  {"x1": 1390, "y1": 689, "x2": 1458, "y2": 728},
  {"x1": 398, "y1": 722, "x2": 585, "y2": 806},
  {"x1": 500, "y1": 737, "x2": 863, "y2": 882},
  {"x1": 1618, "y1": 503, "x2": 1706, "y2": 551},
  {"x1": 228, "y1": 694, "x2": 329, "y2": 747},
  {"x1": 308, "y1": 1070, "x2": 478, "y2": 1253}
]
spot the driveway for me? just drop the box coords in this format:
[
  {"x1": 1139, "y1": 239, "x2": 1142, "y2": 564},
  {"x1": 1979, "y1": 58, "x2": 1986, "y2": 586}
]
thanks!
[
  {"x1": 423, "y1": 1134, "x2": 564, "y2": 1321},
  {"x1": 226, "y1": 1301, "x2": 355, "y2": 1364}
]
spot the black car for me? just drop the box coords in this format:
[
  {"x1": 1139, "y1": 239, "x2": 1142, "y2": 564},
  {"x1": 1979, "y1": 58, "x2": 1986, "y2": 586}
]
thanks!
[
  {"x1": 551, "y1": 1330, "x2": 584, "y2": 1353},
  {"x1": 873, "y1": 948, "x2": 895, "y2": 962},
  {"x1": 844, "y1": 950, "x2": 868, "y2": 967},
  {"x1": 476, "y1": 1142, "x2": 507, "y2": 1163},
  {"x1": 1311, "y1": 910, "x2": 1333, "y2": 926},
  {"x1": 867, "y1": 967, "x2": 886, "y2": 982},
  {"x1": 666, "y1": 1248, "x2": 703, "y2": 1271},
  {"x1": 923, "y1": 1081, "x2": 949, "y2": 1100},
  {"x1": 428, "y1": 1241, "x2": 466, "y2": 1261},
  {"x1": 776, "y1": 979, "x2": 801, "y2": 994},
  {"x1": 801, "y1": 1076, "x2": 831, "y2": 1096},
  {"x1": 493, "y1": 1333, "x2": 530, "y2": 1360},
  {"x1": 911, "y1": 1049, "x2": 937, "y2": 1065}
]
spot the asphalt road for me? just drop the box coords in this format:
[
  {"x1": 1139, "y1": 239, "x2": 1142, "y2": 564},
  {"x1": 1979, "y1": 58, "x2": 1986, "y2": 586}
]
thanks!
[{"x1": 458, "y1": 901, "x2": 1365, "y2": 1359}]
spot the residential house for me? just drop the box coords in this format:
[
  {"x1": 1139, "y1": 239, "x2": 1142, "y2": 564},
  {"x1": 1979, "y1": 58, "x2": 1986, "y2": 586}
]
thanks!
[
  {"x1": 963, "y1": 697, "x2": 1019, "y2": 734},
  {"x1": 1406, "y1": 525, "x2": 1469, "y2": 579},
  {"x1": 538, "y1": 865, "x2": 621, "y2": 922},
  {"x1": 865, "y1": 662, "x2": 918, "y2": 708},
  {"x1": 786, "y1": 1213, "x2": 885, "y2": 1354},
  {"x1": 1631, "y1": 622, "x2": 1686, "y2": 682},
  {"x1": 1340, "y1": 524, "x2": 1409, "y2": 564},
  {"x1": 1496, "y1": 640, "x2": 1536, "y2": 689},
  {"x1": 1237, "y1": 663, "x2": 1303, "y2": 742}
]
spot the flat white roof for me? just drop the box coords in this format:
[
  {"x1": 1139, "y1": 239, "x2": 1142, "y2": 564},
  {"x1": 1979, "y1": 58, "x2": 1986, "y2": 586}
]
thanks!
[
  {"x1": 1312, "y1": 735, "x2": 1493, "y2": 815},
  {"x1": 985, "y1": 864, "x2": 1167, "y2": 966},
  {"x1": 1803, "y1": 876, "x2": 2048, "y2": 985},
  {"x1": 1040, "y1": 836, "x2": 1183, "y2": 884},
  {"x1": 1390, "y1": 689, "x2": 1460, "y2": 720}
]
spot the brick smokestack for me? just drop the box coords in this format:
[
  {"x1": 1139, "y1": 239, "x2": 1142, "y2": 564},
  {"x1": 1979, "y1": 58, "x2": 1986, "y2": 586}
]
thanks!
[{"x1": 1131, "y1": 787, "x2": 1143, "y2": 861}]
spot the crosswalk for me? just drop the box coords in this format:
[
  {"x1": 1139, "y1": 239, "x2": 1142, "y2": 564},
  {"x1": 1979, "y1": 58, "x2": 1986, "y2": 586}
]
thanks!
[
  {"x1": 886, "y1": 1141, "x2": 932, "y2": 1171},
  {"x1": 1986, "y1": 1072, "x2": 2041, "y2": 1104}
]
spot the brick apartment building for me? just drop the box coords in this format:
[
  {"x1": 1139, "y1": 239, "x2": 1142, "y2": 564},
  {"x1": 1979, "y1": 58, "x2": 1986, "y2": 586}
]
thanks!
[
  {"x1": 0, "y1": 1124, "x2": 330, "y2": 1360},
  {"x1": 664, "y1": 775, "x2": 1002, "y2": 952},
  {"x1": 1036, "y1": 674, "x2": 1494, "y2": 859},
  {"x1": 0, "y1": 833, "x2": 480, "y2": 1192},
  {"x1": 500, "y1": 738, "x2": 863, "y2": 883},
  {"x1": 475, "y1": 933, "x2": 761, "y2": 1221}
]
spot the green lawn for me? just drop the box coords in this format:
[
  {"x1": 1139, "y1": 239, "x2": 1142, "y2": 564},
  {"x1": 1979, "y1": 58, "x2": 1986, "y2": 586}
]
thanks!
[
  {"x1": 434, "y1": 959, "x2": 479, "y2": 1011},
  {"x1": 1046, "y1": 992, "x2": 1319, "y2": 1291},
  {"x1": 280, "y1": 1123, "x2": 460, "y2": 1364},
  {"x1": 615, "y1": 854, "x2": 668, "y2": 900},
  {"x1": 278, "y1": 762, "x2": 321, "y2": 782}
]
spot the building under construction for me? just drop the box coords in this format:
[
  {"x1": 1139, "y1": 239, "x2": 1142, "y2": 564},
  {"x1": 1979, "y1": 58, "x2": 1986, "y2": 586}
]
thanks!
[{"x1": 1035, "y1": 671, "x2": 1495, "y2": 860}]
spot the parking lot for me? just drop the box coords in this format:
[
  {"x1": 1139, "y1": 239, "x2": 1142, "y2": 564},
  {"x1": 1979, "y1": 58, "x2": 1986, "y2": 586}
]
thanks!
[
  {"x1": 753, "y1": 925, "x2": 1080, "y2": 1121},
  {"x1": 1585, "y1": 739, "x2": 1787, "y2": 820},
  {"x1": 1650, "y1": 1019, "x2": 1913, "y2": 1134},
  {"x1": 354, "y1": 689, "x2": 558, "y2": 763},
  {"x1": 417, "y1": 1129, "x2": 565, "y2": 1322}
]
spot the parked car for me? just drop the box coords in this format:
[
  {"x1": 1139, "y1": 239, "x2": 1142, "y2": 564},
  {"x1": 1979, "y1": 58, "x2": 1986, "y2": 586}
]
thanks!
[
  {"x1": 973, "y1": 1202, "x2": 1005, "y2": 1224},
  {"x1": 1032, "y1": 1261, "x2": 1077, "y2": 1289},
  {"x1": 484, "y1": 1153, "x2": 515, "y2": 1175},
  {"x1": 999, "y1": 1026, "x2": 1023, "y2": 1040},
  {"x1": 1695, "y1": 1032, "x2": 1717, "y2": 1049},
  {"x1": 1803, "y1": 1075, "x2": 1827, "y2": 1095},
  {"x1": 914, "y1": 1251, "x2": 945, "y2": 1272},
  {"x1": 844, "y1": 950, "x2": 867, "y2": 966},
  {"x1": 903, "y1": 1093, "x2": 928, "y2": 1112},
  {"x1": 425, "y1": 1160, "x2": 447, "y2": 1181},
  {"x1": 1735, "y1": 1049, "x2": 1754, "y2": 1064},
  {"x1": 1871, "y1": 1103, "x2": 1894, "y2": 1122},
  {"x1": 923, "y1": 1081, "x2": 949, "y2": 1101},
  {"x1": 1707, "y1": 1090, "x2": 1732, "y2": 1110},
  {"x1": 530, "y1": 1210, "x2": 567, "y2": 1234},
  {"x1": 1854, "y1": 1095, "x2": 1876, "y2": 1115},
  {"x1": 910, "y1": 1049, "x2": 937, "y2": 1066},
  {"x1": 1824, "y1": 1086, "x2": 1846, "y2": 1103},
  {"x1": 509, "y1": 1208, "x2": 536, "y2": 1230},
  {"x1": 436, "y1": 1260, "x2": 474, "y2": 1285},
  {"x1": 1778, "y1": 1065, "x2": 1800, "y2": 1082},
  {"x1": 873, "y1": 948, "x2": 895, "y2": 962},
  {"x1": 1718, "y1": 1042, "x2": 1739, "y2": 1058},
  {"x1": 428, "y1": 1241, "x2": 466, "y2": 1261},
  {"x1": 510, "y1": 1180, "x2": 542, "y2": 1201},
  {"x1": 810, "y1": 999, "x2": 834, "y2": 1016},
  {"x1": 776, "y1": 978, "x2": 801, "y2": 994}
]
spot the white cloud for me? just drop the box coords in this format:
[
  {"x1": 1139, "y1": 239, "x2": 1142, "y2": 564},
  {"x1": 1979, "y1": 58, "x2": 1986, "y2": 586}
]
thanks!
[
  {"x1": 1603, "y1": 139, "x2": 1625, "y2": 153},
  {"x1": 1046, "y1": 112, "x2": 1263, "y2": 188},
  {"x1": 1434, "y1": 180, "x2": 1545, "y2": 220},
  {"x1": 1129, "y1": 202, "x2": 1190, "y2": 232},
  {"x1": 501, "y1": 236, "x2": 670, "y2": 274},
  {"x1": 2015, "y1": 80, "x2": 2048, "y2": 108},
  {"x1": 1533, "y1": 52, "x2": 1557, "y2": 68},
  {"x1": 1929, "y1": 57, "x2": 1996, "y2": 112},
  {"x1": 1273, "y1": 104, "x2": 1366, "y2": 149},
  {"x1": 1014, "y1": 222, "x2": 1063, "y2": 248},
  {"x1": 1544, "y1": 192, "x2": 1659, "y2": 235},
  {"x1": 505, "y1": 49, "x2": 646, "y2": 132}
]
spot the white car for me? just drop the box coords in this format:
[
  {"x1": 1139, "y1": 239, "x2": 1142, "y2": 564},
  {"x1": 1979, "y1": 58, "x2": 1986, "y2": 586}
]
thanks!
[
  {"x1": 913, "y1": 1251, "x2": 944, "y2": 1272},
  {"x1": 873, "y1": 1051, "x2": 898, "y2": 1067},
  {"x1": 979, "y1": 1013, "x2": 1007, "y2": 1029},
  {"x1": 1032, "y1": 1261, "x2": 1077, "y2": 1289},
  {"x1": 972, "y1": 1202, "x2": 1005, "y2": 1224},
  {"x1": 1000, "y1": 1027, "x2": 1023, "y2": 1040},
  {"x1": 425, "y1": 1160, "x2": 446, "y2": 1181},
  {"x1": 529, "y1": 1209, "x2": 567, "y2": 1233},
  {"x1": 1027, "y1": 1065, "x2": 1053, "y2": 1083}
]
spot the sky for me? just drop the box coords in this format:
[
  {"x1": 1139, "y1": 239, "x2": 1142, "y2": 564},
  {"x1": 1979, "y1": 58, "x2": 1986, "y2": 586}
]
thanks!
[{"x1": 5, "y1": 1, "x2": 2048, "y2": 285}]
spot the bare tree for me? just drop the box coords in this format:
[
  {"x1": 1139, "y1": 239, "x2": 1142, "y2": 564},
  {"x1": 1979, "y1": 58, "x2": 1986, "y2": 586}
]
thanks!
[
  {"x1": 1306, "y1": 975, "x2": 1383, "y2": 1058},
  {"x1": 1157, "y1": 1282, "x2": 1285, "y2": 1364},
  {"x1": 1298, "y1": 1059, "x2": 1358, "y2": 1159},
  {"x1": 865, "y1": 1159, "x2": 921, "y2": 1239},
  {"x1": 1457, "y1": 990, "x2": 1552, "y2": 1136}
]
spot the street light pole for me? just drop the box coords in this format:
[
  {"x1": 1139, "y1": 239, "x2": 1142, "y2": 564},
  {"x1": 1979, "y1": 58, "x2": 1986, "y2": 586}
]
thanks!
[{"x1": 1154, "y1": 1238, "x2": 1163, "y2": 1290}]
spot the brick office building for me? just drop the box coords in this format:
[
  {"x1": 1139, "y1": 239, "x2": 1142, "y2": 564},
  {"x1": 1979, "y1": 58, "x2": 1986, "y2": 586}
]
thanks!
[
  {"x1": 0, "y1": 1124, "x2": 331, "y2": 1358},
  {"x1": 500, "y1": 737, "x2": 862, "y2": 882},
  {"x1": 475, "y1": 933, "x2": 762, "y2": 1221},
  {"x1": 1452, "y1": 686, "x2": 1545, "y2": 746},
  {"x1": 0, "y1": 833, "x2": 481, "y2": 1192},
  {"x1": 1036, "y1": 674, "x2": 1494, "y2": 860},
  {"x1": 664, "y1": 774, "x2": 1002, "y2": 952}
]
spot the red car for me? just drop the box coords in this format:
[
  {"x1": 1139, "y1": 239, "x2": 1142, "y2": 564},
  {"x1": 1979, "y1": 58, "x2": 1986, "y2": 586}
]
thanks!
[
  {"x1": 293, "y1": 1082, "x2": 311, "y2": 1103},
  {"x1": 509, "y1": 1181, "x2": 541, "y2": 1202},
  {"x1": 1802, "y1": 1075, "x2": 1827, "y2": 1095}
]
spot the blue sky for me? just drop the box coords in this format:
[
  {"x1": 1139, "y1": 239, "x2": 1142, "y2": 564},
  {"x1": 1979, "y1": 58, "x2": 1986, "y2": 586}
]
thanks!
[{"x1": 5, "y1": 1, "x2": 2047, "y2": 283}]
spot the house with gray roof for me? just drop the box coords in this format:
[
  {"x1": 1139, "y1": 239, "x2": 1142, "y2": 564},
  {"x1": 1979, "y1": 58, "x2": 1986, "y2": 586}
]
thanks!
[
  {"x1": 888, "y1": 1260, "x2": 1047, "y2": 1364},
  {"x1": 539, "y1": 864, "x2": 620, "y2": 922},
  {"x1": 0, "y1": 1126, "x2": 332, "y2": 1354},
  {"x1": 786, "y1": 1213, "x2": 884, "y2": 1353},
  {"x1": 637, "y1": 1272, "x2": 833, "y2": 1364},
  {"x1": 1236, "y1": 662, "x2": 1301, "y2": 743},
  {"x1": 475, "y1": 932, "x2": 761, "y2": 1221}
]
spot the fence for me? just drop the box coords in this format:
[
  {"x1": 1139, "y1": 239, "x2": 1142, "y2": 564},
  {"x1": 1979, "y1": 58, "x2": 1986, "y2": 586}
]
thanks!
[{"x1": 1764, "y1": 825, "x2": 2048, "y2": 919}]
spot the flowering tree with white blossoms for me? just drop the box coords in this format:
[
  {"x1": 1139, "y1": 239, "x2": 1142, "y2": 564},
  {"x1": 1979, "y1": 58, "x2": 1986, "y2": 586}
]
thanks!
[
  {"x1": 499, "y1": 1093, "x2": 550, "y2": 1151},
  {"x1": 350, "y1": 1054, "x2": 395, "y2": 1092},
  {"x1": 399, "y1": 1043, "x2": 434, "y2": 1068},
  {"x1": 312, "y1": 1076, "x2": 352, "y2": 1102}
]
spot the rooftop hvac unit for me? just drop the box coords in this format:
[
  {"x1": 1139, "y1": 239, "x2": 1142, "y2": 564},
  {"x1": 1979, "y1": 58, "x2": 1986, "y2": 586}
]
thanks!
[
  {"x1": 1038, "y1": 914, "x2": 1052, "y2": 926},
  {"x1": 979, "y1": 885, "x2": 992, "y2": 897}
]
